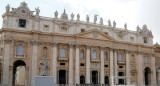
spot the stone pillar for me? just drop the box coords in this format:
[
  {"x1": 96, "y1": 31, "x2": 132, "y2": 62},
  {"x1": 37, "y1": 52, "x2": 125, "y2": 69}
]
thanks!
[
  {"x1": 31, "y1": 42, "x2": 39, "y2": 86},
  {"x1": 86, "y1": 46, "x2": 90, "y2": 84},
  {"x1": 137, "y1": 52, "x2": 143, "y2": 85},
  {"x1": 100, "y1": 47, "x2": 104, "y2": 84},
  {"x1": 109, "y1": 48, "x2": 114, "y2": 85},
  {"x1": 25, "y1": 66, "x2": 29, "y2": 86},
  {"x1": 52, "y1": 43, "x2": 58, "y2": 84},
  {"x1": 158, "y1": 69, "x2": 160, "y2": 85},
  {"x1": 126, "y1": 51, "x2": 131, "y2": 85},
  {"x1": 114, "y1": 49, "x2": 118, "y2": 84},
  {"x1": 9, "y1": 66, "x2": 13, "y2": 86},
  {"x1": 69, "y1": 44, "x2": 74, "y2": 85},
  {"x1": 2, "y1": 40, "x2": 11, "y2": 85},
  {"x1": 151, "y1": 55, "x2": 157, "y2": 85},
  {"x1": 75, "y1": 45, "x2": 80, "y2": 84}
]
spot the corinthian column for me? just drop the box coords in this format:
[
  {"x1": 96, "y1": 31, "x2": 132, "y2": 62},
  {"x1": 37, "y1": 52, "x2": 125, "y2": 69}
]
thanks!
[
  {"x1": 110, "y1": 48, "x2": 114, "y2": 85},
  {"x1": 114, "y1": 49, "x2": 118, "y2": 84},
  {"x1": 137, "y1": 52, "x2": 143, "y2": 85},
  {"x1": 86, "y1": 46, "x2": 90, "y2": 84},
  {"x1": 126, "y1": 50, "x2": 131, "y2": 85},
  {"x1": 3, "y1": 40, "x2": 12, "y2": 85},
  {"x1": 75, "y1": 45, "x2": 80, "y2": 84},
  {"x1": 52, "y1": 43, "x2": 57, "y2": 84},
  {"x1": 151, "y1": 54, "x2": 157, "y2": 85},
  {"x1": 69, "y1": 44, "x2": 74, "y2": 85},
  {"x1": 100, "y1": 47, "x2": 104, "y2": 84},
  {"x1": 30, "y1": 41, "x2": 39, "y2": 86}
]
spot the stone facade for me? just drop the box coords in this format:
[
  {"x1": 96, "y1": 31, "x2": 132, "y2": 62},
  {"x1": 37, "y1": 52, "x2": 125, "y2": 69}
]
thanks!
[{"x1": 0, "y1": 2, "x2": 158, "y2": 86}]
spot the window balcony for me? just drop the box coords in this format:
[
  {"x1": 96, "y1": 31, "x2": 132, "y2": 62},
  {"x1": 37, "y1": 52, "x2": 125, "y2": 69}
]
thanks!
[
  {"x1": 118, "y1": 61, "x2": 125, "y2": 65},
  {"x1": 91, "y1": 58, "x2": 100, "y2": 62},
  {"x1": 15, "y1": 55, "x2": 26, "y2": 58},
  {"x1": 58, "y1": 57, "x2": 68, "y2": 61}
]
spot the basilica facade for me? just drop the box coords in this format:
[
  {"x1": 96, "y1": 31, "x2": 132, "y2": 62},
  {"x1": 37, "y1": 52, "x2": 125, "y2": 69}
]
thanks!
[{"x1": 0, "y1": 2, "x2": 158, "y2": 86}]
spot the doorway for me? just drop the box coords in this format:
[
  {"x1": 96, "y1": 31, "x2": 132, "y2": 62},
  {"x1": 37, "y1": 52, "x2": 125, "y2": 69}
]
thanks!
[
  {"x1": 59, "y1": 70, "x2": 67, "y2": 84},
  {"x1": 118, "y1": 72, "x2": 124, "y2": 84},
  {"x1": 13, "y1": 60, "x2": 26, "y2": 86},
  {"x1": 92, "y1": 71, "x2": 98, "y2": 84},
  {"x1": 144, "y1": 67, "x2": 151, "y2": 85},
  {"x1": 80, "y1": 75, "x2": 85, "y2": 84}
]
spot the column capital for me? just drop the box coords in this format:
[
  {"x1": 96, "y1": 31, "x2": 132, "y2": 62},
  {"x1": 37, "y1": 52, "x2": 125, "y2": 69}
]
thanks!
[
  {"x1": 109, "y1": 48, "x2": 114, "y2": 51},
  {"x1": 30, "y1": 40, "x2": 41, "y2": 45},
  {"x1": 25, "y1": 66, "x2": 29, "y2": 71},
  {"x1": 100, "y1": 47, "x2": 105, "y2": 51},
  {"x1": 113, "y1": 49, "x2": 118, "y2": 52},
  {"x1": 125, "y1": 50, "x2": 131, "y2": 54},
  {"x1": 75, "y1": 44, "x2": 80, "y2": 48},
  {"x1": 69, "y1": 44, "x2": 74, "y2": 48},
  {"x1": 9, "y1": 66, "x2": 13, "y2": 70},
  {"x1": 86, "y1": 45, "x2": 90, "y2": 49},
  {"x1": 152, "y1": 54, "x2": 155, "y2": 57},
  {"x1": 137, "y1": 51, "x2": 143, "y2": 55},
  {"x1": 50, "y1": 42, "x2": 58, "y2": 47},
  {"x1": 4, "y1": 39, "x2": 13, "y2": 44}
]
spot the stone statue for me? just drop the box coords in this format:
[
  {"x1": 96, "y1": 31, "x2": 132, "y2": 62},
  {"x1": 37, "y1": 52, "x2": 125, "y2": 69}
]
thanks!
[
  {"x1": 77, "y1": 13, "x2": 80, "y2": 21},
  {"x1": 108, "y1": 19, "x2": 111, "y2": 27},
  {"x1": 40, "y1": 56, "x2": 49, "y2": 76},
  {"x1": 100, "y1": 17, "x2": 103, "y2": 25},
  {"x1": 136, "y1": 25, "x2": 140, "y2": 32},
  {"x1": 124, "y1": 23, "x2": 127, "y2": 30},
  {"x1": 71, "y1": 13, "x2": 74, "y2": 20},
  {"x1": 94, "y1": 15, "x2": 98, "y2": 23},
  {"x1": 86, "y1": 15, "x2": 89, "y2": 22},
  {"x1": 113, "y1": 20, "x2": 116, "y2": 27},
  {"x1": 35, "y1": 7, "x2": 40, "y2": 16},
  {"x1": 11, "y1": 8, "x2": 17, "y2": 15},
  {"x1": 5, "y1": 4, "x2": 10, "y2": 13},
  {"x1": 142, "y1": 24, "x2": 147, "y2": 29},
  {"x1": 54, "y1": 10, "x2": 58, "y2": 19}
]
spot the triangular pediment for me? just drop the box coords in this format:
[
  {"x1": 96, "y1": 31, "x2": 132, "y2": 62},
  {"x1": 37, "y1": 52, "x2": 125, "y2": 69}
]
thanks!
[{"x1": 75, "y1": 29, "x2": 115, "y2": 41}]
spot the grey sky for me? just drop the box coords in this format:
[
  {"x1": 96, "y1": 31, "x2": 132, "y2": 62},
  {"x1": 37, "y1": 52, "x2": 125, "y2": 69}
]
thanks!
[{"x1": 0, "y1": 0, "x2": 159, "y2": 44}]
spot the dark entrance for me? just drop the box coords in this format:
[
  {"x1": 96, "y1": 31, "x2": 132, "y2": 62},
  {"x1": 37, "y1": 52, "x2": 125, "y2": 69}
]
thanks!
[
  {"x1": 59, "y1": 70, "x2": 66, "y2": 84},
  {"x1": 92, "y1": 71, "x2": 98, "y2": 84},
  {"x1": 80, "y1": 75, "x2": 85, "y2": 84},
  {"x1": 118, "y1": 72, "x2": 124, "y2": 84},
  {"x1": 104, "y1": 76, "x2": 109, "y2": 84},
  {"x1": 144, "y1": 67, "x2": 151, "y2": 85},
  {"x1": 13, "y1": 60, "x2": 26, "y2": 85}
]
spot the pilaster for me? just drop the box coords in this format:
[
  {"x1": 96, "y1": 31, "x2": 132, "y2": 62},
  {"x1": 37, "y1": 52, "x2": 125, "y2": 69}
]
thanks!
[
  {"x1": 75, "y1": 44, "x2": 80, "y2": 84},
  {"x1": 126, "y1": 50, "x2": 131, "y2": 85},
  {"x1": 86, "y1": 45, "x2": 90, "y2": 84},
  {"x1": 51, "y1": 43, "x2": 58, "y2": 84},
  {"x1": 100, "y1": 47, "x2": 104, "y2": 84},
  {"x1": 137, "y1": 52, "x2": 143, "y2": 85},
  {"x1": 69, "y1": 44, "x2": 74, "y2": 85},
  {"x1": 151, "y1": 55, "x2": 157, "y2": 85},
  {"x1": 109, "y1": 48, "x2": 114, "y2": 85},
  {"x1": 114, "y1": 49, "x2": 118, "y2": 84}
]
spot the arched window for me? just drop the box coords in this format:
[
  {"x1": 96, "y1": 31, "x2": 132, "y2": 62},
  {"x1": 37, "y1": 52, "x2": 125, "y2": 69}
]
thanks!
[
  {"x1": 43, "y1": 47, "x2": 47, "y2": 57},
  {"x1": 17, "y1": 45, "x2": 24, "y2": 55},
  {"x1": 104, "y1": 53, "x2": 108, "y2": 61},
  {"x1": 143, "y1": 37, "x2": 147, "y2": 43},
  {"x1": 145, "y1": 56, "x2": 148, "y2": 64},
  {"x1": 60, "y1": 48, "x2": 66, "y2": 57},
  {"x1": 92, "y1": 50, "x2": 97, "y2": 59},
  {"x1": 118, "y1": 53, "x2": 122, "y2": 62},
  {"x1": 80, "y1": 50, "x2": 84, "y2": 59}
]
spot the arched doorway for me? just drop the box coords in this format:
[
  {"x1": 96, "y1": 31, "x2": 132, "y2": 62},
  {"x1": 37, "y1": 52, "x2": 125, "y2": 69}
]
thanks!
[
  {"x1": 144, "y1": 67, "x2": 151, "y2": 85},
  {"x1": 13, "y1": 60, "x2": 26, "y2": 86},
  {"x1": 91, "y1": 71, "x2": 98, "y2": 84},
  {"x1": 104, "y1": 76, "x2": 109, "y2": 85},
  {"x1": 80, "y1": 75, "x2": 85, "y2": 84}
]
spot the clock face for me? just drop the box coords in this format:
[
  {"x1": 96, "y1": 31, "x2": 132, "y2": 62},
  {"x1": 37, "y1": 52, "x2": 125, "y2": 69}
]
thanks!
[{"x1": 21, "y1": 10, "x2": 26, "y2": 13}]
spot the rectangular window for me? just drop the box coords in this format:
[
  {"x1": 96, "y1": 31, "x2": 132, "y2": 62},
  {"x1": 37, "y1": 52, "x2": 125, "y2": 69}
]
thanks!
[
  {"x1": 81, "y1": 29, "x2": 85, "y2": 32},
  {"x1": 60, "y1": 63, "x2": 65, "y2": 66},
  {"x1": 119, "y1": 66, "x2": 123, "y2": 68},
  {"x1": 144, "y1": 37, "x2": 147, "y2": 43},
  {"x1": 105, "y1": 65, "x2": 108, "y2": 68},
  {"x1": 19, "y1": 19, "x2": 26, "y2": 27},
  {"x1": 130, "y1": 37, "x2": 134, "y2": 42},
  {"x1": 104, "y1": 54, "x2": 107, "y2": 61},
  {"x1": 118, "y1": 53, "x2": 122, "y2": 62},
  {"x1": 80, "y1": 63, "x2": 84, "y2": 66}
]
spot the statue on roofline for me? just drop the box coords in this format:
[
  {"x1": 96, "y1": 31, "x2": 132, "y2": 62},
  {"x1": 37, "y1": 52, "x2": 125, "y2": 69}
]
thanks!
[
  {"x1": 71, "y1": 13, "x2": 74, "y2": 20},
  {"x1": 35, "y1": 7, "x2": 40, "y2": 16},
  {"x1": 108, "y1": 19, "x2": 111, "y2": 27},
  {"x1": 100, "y1": 17, "x2": 103, "y2": 25},
  {"x1": 94, "y1": 15, "x2": 98, "y2": 23},
  {"x1": 77, "y1": 13, "x2": 80, "y2": 21},
  {"x1": 54, "y1": 10, "x2": 58, "y2": 19},
  {"x1": 5, "y1": 4, "x2": 10, "y2": 13},
  {"x1": 86, "y1": 14, "x2": 89, "y2": 22},
  {"x1": 113, "y1": 20, "x2": 116, "y2": 27}
]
